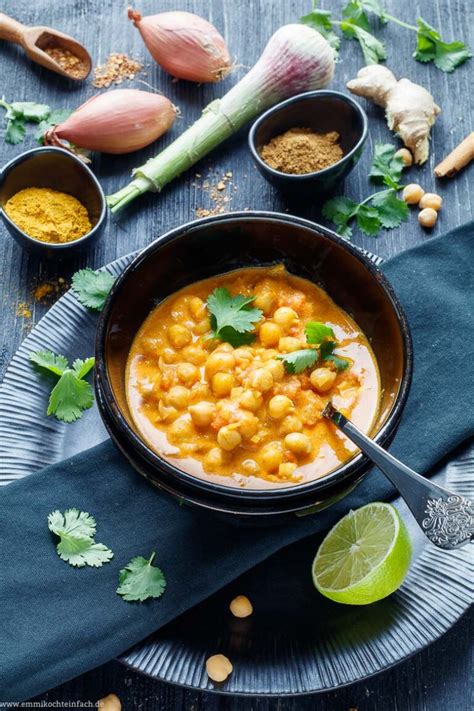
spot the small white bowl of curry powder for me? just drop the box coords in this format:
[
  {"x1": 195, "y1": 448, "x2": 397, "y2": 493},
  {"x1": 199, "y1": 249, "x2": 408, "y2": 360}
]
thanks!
[
  {"x1": 0, "y1": 146, "x2": 107, "y2": 254},
  {"x1": 248, "y1": 90, "x2": 368, "y2": 197}
]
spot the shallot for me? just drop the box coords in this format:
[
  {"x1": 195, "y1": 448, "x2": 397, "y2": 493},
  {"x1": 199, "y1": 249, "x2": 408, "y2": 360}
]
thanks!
[
  {"x1": 44, "y1": 89, "x2": 176, "y2": 155},
  {"x1": 128, "y1": 9, "x2": 231, "y2": 83},
  {"x1": 107, "y1": 23, "x2": 335, "y2": 212}
]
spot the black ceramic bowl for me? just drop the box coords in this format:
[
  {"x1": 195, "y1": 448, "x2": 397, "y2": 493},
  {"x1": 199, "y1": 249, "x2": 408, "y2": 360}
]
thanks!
[
  {"x1": 95, "y1": 212, "x2": 412, "y2": 521},
  {"x1": 0, "y1": 146, "x2": 107, "y2": 255},
  {"x1": 249, "y1": 91, "x2": 368, "y2": 197}
]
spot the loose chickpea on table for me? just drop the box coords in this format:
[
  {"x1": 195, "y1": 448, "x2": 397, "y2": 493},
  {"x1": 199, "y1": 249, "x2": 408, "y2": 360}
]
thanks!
[{"x1": 126, "y1": 266, "x2": 380, "y2": 488}]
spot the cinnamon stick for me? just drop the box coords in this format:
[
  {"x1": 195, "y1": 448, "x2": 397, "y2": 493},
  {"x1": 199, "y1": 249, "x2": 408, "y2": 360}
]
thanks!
[{"x1": 434, "y1": 132, "x2": 474, "y2": 178}]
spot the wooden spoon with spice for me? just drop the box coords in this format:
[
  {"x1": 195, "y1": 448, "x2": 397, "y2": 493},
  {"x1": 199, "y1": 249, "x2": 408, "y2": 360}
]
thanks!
[{"x1": 0, "y1": 12, "x2": 91, "y2": 80}]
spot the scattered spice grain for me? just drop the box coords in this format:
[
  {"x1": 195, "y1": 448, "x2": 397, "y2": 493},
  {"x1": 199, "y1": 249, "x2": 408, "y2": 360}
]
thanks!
[
  {"x1": 260, "y1": 127, "x2": 343, "y2": 174},
  {"x1": 194, "y1": 170, "x2": 236, "y2": 217},
  {"x1": 33, "y1": 278, "x2": 68, "y2": 304},
  {"x1": 16, "y1": 302, "x2": 32, "y2": 319},
  {"x1": 44, "y1": 46, "x2": 89, "y2": 79},
  {"x1": 92, "y1": 53, "x2": 144, "y2": 88}
]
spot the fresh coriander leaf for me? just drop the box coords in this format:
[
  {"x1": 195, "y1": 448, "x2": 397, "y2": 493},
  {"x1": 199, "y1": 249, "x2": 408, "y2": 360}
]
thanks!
[
  {"x1": 341, "y1": 21, "x2": 386, "y2": 64},
  {"x1": 48, "y1": 509, "x2": 113, "y2": 568},
  {"x1": 360, "y1": 0, "x2": 388, "y2": 23},
  {"x1": 278, "y1": 349, "x2": 318, "y2": 374},
  {"x1": 71, "y1": 268, "x2": 116, "y2": 311},
  {"x1": 5, "y1": 118, "x2": 26, "y2": 145},
  {"x1": 300, "y1": 7, "x2": 341, "y2": 53},
  {"x1": 371, "y1": 189, "x2": 409, "y2": 229},
  {"x1": 369, "y1": 144, "x2": 405, "y2": 189},
  {"x1": 324, "y1": 354, "x2": 351, "y2": 371},
  {"x1": 117, "y1": 552, "x2": 166, "y2": 602},
  {"x1": 72, "y1": 357, "x2": 95, "y2": 380},
  {"x1": 305, "y1": 321, "x2": 335, "y2": 344},
  {"x1": 10, "y1": 102, "x2": 51, "y2": 122},
  {"x1": 414, "y1": 18, "x2": 471, "y2": 72},
  {"x1": 342, "y1": 1, "x2": 371, "y2": 32},
  {"x1": 35, "y1": 108, "x2": 72, "y2": 144},
  {"x1": 356, "y1": 204, "x2": 382, "y2": 236},
  {"x1": 206, "y1": 287, "x2": 262, "y2": 346},
  {"x1": 322, "y1": 196, "x2": 359, "y2": 238},
  {"x1": 47, "y1": 370, "x2": 94, "y2": 423},
  {"x1": 30, "y1": 350, "x2": 69, "y2": 377}
]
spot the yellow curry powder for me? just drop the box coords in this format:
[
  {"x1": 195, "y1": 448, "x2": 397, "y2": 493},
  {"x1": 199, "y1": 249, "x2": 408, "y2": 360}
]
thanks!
[
  {"x1": 4, "y1": 187, "x2": 92, "y2": 244},
  {"x1": 260, "y1": 127, "x2": 343, "y2": 174}
]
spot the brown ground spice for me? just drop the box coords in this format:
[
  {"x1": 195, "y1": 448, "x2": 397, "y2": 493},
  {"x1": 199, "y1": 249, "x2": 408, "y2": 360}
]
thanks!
[
  {"x1": 44, "y1": 46, "x2": 89, "y2": 79},
  {"x1": 92, "y1": 53, "x2": 144, "y2": 88},
  {"x1": 260, "y1": 127, "x2": 343, "y2": 174}
]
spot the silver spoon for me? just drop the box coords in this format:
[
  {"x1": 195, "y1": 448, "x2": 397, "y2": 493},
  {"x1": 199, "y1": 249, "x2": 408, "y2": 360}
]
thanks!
[{"x1": 323, "y1": 403, "x2": 474, "y2": 550}]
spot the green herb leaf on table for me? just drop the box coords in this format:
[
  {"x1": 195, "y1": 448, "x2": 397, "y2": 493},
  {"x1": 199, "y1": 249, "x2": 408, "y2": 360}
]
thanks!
[
  {"x1": 5, "y1": 119, "x2": 26, "y2": 145},
  {"x1": 71, "y1": 268, "x2": 116, "y2": 311},
  {"x1": 206, "y1": 287, "x2": 262, "y2": 346},
  {"x1": 371, "y1": 189, "x2": 409, "y2": 229},
  {"x1": 322, "y1": 196, "x2": 360, "y2": 239},
  {"x1": 9, "y1": 102, "x2": 51, "y2": 122},
  {"x1": 359, "y1": 0, "x2": 388, "y2": 23},
  {"x1": 356, "y1": 205, "x2": 382, "y2": 236},
  {"x1": 29, "y1": 351, "x2": 95, "y2": 423},
  {"x1": 369, "y1": 144, "x2": 406, "y2": 189},
  {"x1": 278, "y1": 348, "x2": 319, "y2": 374},
  {"x1": 342, "y1": 0, "x2": 372, "y2": 32},
  {"x1": 414, "y1": 18, "x2": 472, "y2": 72},
  {"x1": 48, "y1": 509, "x2": 113, "y2": 568},
  {"x1": 35, "y1": 108, "x2": 73, "y2": 144},
  {"x1": 117, "y1": 552, "x2": 166, "y2": 602},
  {"x1": 300, "y1": 5, "x2": 341, "y2": 53}
]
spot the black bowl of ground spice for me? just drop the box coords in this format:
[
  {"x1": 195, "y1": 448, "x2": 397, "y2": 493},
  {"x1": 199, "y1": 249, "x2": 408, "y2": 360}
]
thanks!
[{"x1": 248, "y1": 90, "x2": 368, "y2": 197}]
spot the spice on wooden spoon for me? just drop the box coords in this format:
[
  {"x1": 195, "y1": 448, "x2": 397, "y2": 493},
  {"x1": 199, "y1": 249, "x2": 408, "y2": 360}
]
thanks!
[{"x1": 0, "y1": 12, "x2": 91, "y2": 80}]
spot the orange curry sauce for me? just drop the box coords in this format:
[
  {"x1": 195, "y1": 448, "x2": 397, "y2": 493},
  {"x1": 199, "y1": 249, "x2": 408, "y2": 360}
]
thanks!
[{"x1": 126, "y1": 266, "x2": 381, "y2": 489}]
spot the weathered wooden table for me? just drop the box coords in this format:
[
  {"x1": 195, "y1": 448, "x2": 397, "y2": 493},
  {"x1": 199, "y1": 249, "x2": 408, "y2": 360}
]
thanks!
[{"x1": 1, "y1": 0, "x2": 472, "y2": 708}]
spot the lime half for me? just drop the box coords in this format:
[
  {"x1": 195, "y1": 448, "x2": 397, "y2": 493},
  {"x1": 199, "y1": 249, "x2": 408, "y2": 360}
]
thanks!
[{"x1": 312, "y1": 502, "x2": 412, "y2": 605}]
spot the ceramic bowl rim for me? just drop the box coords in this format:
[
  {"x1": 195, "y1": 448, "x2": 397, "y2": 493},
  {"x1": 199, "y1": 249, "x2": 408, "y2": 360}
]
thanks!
[
  {"x1": 0, "y1": 145, "x2": 108, "y2": 251},
  {"x1": 248, "y1": 90, "x2": 369, "y2": 180},
  {"x1": 95, "y1": 210, "x2": 413, "y2": 503}
]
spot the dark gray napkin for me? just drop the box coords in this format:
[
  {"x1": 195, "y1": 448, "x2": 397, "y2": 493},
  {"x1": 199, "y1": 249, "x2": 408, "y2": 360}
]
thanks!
[{"x1": 1, "y1": 222, "x2": 473, "y2": 702}]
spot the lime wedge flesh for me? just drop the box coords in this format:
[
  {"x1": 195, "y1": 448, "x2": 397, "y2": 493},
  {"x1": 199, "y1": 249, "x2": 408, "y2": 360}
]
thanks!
[{"x1": 312, "y1": 502, "x2": 412, "y2": 605}]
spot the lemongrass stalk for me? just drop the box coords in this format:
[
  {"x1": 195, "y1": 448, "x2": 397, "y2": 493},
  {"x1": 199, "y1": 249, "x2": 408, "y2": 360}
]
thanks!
[{"x1": 107, "y1": 24, "x2": 335, "y2": 213}]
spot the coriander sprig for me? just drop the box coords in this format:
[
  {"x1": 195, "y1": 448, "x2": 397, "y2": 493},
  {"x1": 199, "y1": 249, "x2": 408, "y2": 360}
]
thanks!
[
  {"x1": 301, "y1": 1, "x2": 471, "y2": 72},
  {"x1": 206, "y1": 287, "x2": 263, "y2": 346},
  {"x1": 116, "y1": 552, "x2": 166, "y2": 602},
  {"x1": 71, "y1": 268, "x2": 116, "y2": 311},
  {"x1": 30, "y1": 350, "x2": 95, "y2": 423},
  {"x1": 48, "y1": 509, "x2": 113, "y2": 568},
  {"x1": 278, "y1": 321, "x2": 350, "y2": 374},
  {"x1": 322, "y1": 143, "x2": 409, "y2": 239}
]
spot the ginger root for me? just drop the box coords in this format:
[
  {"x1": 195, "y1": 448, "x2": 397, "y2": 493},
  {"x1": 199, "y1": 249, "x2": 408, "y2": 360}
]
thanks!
[{"x1": 347, "y1": 66, "x2": 440, "y2": 165}]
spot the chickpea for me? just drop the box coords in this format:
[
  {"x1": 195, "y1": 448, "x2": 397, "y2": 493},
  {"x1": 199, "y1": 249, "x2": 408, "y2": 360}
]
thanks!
[
  {"x1": 268, "y1": 394, "x2": 293, "y2": 419},
  {"x1": 249, "y1": 368, "x2": 274, "y2": 392},
  {"x1": 265, "y1": 359, "x2": 285, "y2": 382},
  {"x1": 167, "y1": 385, "x2": 190, "y2": 409},
  {"x1": 261, "y1": 348, "x2": 278, "y2": 361},
  {"x1": 230, "y1": 386, "x2": 244, "y2": 400},
  {"x1": 217, "y1": 425, "x2": 242, "y2": 451},
  {"x1": 237, "y1": 412, "x2": 259, "y2": 439},
  {"x1": 402, "y1": 183, "x2": 425, "y2": 205},
  {"x1": 206, "y1": 654, "x2": 233, "y2": 683},
  {"x1": 239, "y1": 389, "x2": 263, "y2": 411},
  {"x1": 168, "y1": 324, "x2": 192, "y2": 349},
  {"x1": 206, "y1": 350, "x2": 236, "y2": 376},
  {"x1": 278, "y1": 337, "x2": 303, "y2": 353},
  {"x1": 189, "y1": 296, "x2": 206, "y2": 320},
  {"x1": 161, "y1": 347, "x2": 177, "y2": 364},
  {"x1": 176, "y1": 362, "x2": 200, "y2": 386},
  {"x1": 241, "y1": 459, "x2": 260, "y2": 476},
  {"x1": 279, "y1": 415, "x2": 303, "y2": 436},
  {"x1": 171, "y1": 296, "x2": 190, "y2": 320},
  {"x1": 254, "y1": 290, "x2": 275, "y2": 315},
  {"x1": 98, "y1": 694, "x2": 121, "y2": 711},
  {"x1": 279, "y1": 462, "x2": 297, "y2": 478},
  {"x1": 229, "y1": 595, "x2": 253, "y2": 618},
  {"x1": 274, "y1": 306, "x2": 297, "y2": 328},
  {"x1": 418, "y1": 207, "x2": 438, "y2": 229},
  {"x1": 259, "y1": 321, "x2": 282, "y2": 347},
  {"x1": 169, "y1": 416, "x2": 194, "y2": 440},
  {"x1": 194, "y1": 317, "x2": 211, "y2": 335},
  {"x1": 234, "y1": 347, "x2": 253, "y2": 363},
  {"x1": 204, "y1": 447, "x2": 229, "y2": 471},
  {"x1": 158, "y1": 401, "x2": 179, "y2": 422},
  {"x1": 394, "y1": 148, "x2": 413, "y2": 166},
  {"x1": 260, "y1": 444, "x2": 284, "y2": 471},
  {"x1": 188, "y1": 401, "x2": 216, "y2": 428},
  {"x1": 211, "y1": 372, "x2": 235, "y2": 397},
  {"x1": 285, "y1": 432, "x2": 312, "y2": 456},
  {"x1": 182, "y1": 345, "x2": 207, "y2": 365},
  {"x1": 310, "y1": 367, "x2": 337, "y2": 393},
  {"x1": 419, "y1": 193, "x2": 443, "y2": 211}
]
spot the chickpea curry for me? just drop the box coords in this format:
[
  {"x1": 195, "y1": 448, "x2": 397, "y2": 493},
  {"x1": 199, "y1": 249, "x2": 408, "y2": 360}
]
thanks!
[{"x1": 126, "y1": 266, "x2": 380, "y2": 489}]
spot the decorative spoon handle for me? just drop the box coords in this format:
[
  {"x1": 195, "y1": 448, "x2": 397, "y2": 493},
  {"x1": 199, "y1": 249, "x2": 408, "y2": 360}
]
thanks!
[{"x1": 323, "y1": 403, "x2": 474, "y2": 550}]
